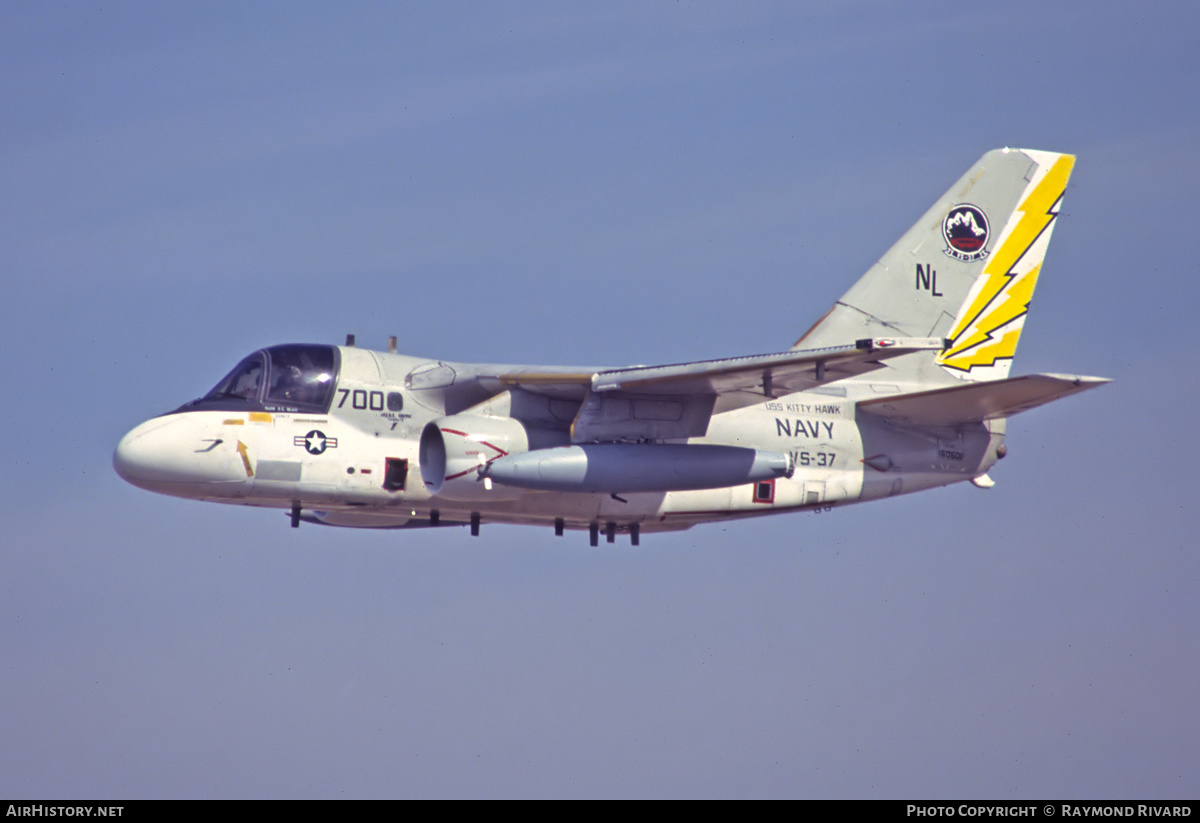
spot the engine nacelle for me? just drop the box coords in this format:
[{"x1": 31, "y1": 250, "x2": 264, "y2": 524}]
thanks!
[
  {"x1": 419, "y1": 414, "x2": 530, "y2": 500},
  {"x1": 483, "y1": 443, "x2": 794, "y2": 494}
]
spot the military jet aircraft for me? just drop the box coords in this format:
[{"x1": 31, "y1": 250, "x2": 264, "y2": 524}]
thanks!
[{"x1": 114, "y1": 148, "x2": 1107, "y2": 545}]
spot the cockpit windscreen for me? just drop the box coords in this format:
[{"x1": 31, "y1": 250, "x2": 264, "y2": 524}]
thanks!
[{"x1": 189, "y1": 344, "x2": 339, "y2": 414}]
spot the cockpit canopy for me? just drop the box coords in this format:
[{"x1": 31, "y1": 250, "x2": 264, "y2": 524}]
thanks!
[{"x1": 183, "y1": 344, "x2": 339, "y2": 414}]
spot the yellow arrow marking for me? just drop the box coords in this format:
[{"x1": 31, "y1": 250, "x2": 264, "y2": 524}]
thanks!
[{"x1": 236, "y1": 440, "x2": 254, "y2": 477}]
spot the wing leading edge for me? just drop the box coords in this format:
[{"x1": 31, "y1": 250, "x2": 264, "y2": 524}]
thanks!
[
  {"x1": 591, "y1": 338, "x2": 946, "y2": 398},
  {"x1": 495, "y1": 337, "x2": 945, "y2": 400}
]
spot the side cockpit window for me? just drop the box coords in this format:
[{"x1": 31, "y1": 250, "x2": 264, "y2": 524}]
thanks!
[
  {"x1": 263, "y1": 344, "x2": 338, "y2": 412},
  {"x1": 204, "y1": 353, "x2": 266, "y2": 403}
]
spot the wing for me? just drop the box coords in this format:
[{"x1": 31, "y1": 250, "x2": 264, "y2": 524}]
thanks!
[
  {"x1": 486, "y1": 338, "x2": 945, "y2": 442},
  {"x1": 589, "y1": 338, "x2": 945, "y2": 397}
]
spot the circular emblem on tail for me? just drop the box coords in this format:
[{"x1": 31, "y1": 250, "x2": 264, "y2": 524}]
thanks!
[{"x1": 942, "y1": 204, "x2": 990, "y2": 262}]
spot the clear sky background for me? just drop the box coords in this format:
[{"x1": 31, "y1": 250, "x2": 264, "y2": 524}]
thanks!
[{"x1": 3, "y1": 1, "x2": 1198, "y2": 799}]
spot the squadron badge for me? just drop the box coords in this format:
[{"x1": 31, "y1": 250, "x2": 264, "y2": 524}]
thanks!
[{"x1": 942, "y1": 204, "x2": 990, "y2": 262}]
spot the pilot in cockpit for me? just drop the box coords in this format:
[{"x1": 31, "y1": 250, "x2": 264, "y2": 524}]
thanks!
[{"x1": 272, "y1": 364, "x2": 319, "y2": 405}]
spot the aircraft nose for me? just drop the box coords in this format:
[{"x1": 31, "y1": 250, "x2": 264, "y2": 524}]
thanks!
[
  {"x1": 114, "y1": 417, "x2": 187, "y2": 488},
  {"x1": 114, "y1": 415, "x2": 245, "y2": 491}
]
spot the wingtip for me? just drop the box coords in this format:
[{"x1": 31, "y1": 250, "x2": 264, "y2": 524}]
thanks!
[{"x1": 1039, "y1": 373, "x2": 1112, "y2": 388}]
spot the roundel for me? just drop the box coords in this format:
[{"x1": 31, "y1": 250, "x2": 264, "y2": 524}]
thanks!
[{"x1": 942, "y1": 204, "x2": 990, "y2": 262}]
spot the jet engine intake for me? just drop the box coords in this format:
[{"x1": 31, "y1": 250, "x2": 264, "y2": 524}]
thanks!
[{"x1": 419, "y1": 414, "x2": 530, "y2": 500}]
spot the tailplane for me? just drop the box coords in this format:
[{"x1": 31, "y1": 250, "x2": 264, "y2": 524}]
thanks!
[
  {"x1": 857, "y1": 373, "x2": 1109, "y2": 428},
  {"x1": 796, "y1": 148, "x2": 1075, "y2": 383}
]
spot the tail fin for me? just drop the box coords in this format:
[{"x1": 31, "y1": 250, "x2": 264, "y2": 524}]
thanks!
[{"x1": 795, "y1": 148, "x2": 1075, "y2": 383}]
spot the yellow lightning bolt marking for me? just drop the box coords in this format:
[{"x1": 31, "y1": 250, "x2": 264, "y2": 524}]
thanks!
[
  {"x1": 938, "y1": 154, "x2": 1074, "y2": 372},
  {"x1": 236, "y1": 440, "x2": 254, "y2": 477}
]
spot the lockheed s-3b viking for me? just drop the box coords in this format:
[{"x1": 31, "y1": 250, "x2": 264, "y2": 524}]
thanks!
[{"x1": 115, "y1": 149, "x2": 1107, "y2": 545}]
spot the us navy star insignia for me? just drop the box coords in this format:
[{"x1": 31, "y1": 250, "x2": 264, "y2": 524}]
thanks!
[{"x1": 294, "y1": 430, "x2": 337, "y2": 455}]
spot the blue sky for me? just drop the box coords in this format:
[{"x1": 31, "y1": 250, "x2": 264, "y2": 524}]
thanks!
[{"x1": 3, "y1": 1, "x2": 1198, "y2": 798}]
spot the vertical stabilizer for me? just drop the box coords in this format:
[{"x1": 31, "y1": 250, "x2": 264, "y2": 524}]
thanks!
[
  {"x1": 795, "y1": 149, "x2": 1074, "y2": 384},
  {"x1": 936, "y1": 151, "x2": 1074, "y2": 380}
]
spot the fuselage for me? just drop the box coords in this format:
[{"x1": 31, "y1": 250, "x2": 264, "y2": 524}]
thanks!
[{"x1": 113, "y1": 342, "x2": 1002, "y2": 541}]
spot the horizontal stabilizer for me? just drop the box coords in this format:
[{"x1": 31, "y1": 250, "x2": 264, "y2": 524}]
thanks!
[{"x1": 857, "y1": 373, "x2": 1109, "y2": 427}]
